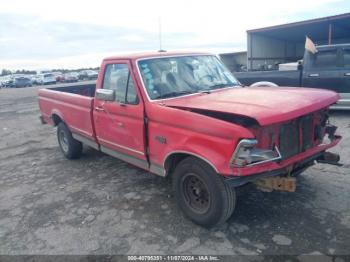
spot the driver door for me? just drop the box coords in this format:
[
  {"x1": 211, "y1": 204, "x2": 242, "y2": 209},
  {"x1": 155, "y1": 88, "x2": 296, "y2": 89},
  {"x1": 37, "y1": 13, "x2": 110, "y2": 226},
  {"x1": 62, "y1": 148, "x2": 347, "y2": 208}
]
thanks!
[{"x1": 94, "y1": 61, "x2": 147, "y2": 169}]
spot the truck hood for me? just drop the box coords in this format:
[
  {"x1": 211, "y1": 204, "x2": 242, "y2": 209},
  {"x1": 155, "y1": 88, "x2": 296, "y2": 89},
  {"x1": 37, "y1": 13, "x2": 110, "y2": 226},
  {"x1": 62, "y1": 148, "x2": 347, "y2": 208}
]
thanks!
[{"x1": 162, "y1": 86, "x2": 339, "y2": 126}]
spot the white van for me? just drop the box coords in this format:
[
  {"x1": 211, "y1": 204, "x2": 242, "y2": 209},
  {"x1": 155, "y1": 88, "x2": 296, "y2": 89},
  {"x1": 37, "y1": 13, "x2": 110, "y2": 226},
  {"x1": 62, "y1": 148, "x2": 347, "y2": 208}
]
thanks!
[{"x1": 38, "y1": 73, "x2": 56, "y2": 85}]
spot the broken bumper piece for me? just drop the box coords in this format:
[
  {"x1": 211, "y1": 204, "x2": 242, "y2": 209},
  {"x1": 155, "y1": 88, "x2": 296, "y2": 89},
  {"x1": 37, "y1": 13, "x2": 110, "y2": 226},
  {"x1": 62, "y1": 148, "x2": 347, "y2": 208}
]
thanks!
[{"x1": 225, "y1": 150, "x2": 341, "y2": 188}]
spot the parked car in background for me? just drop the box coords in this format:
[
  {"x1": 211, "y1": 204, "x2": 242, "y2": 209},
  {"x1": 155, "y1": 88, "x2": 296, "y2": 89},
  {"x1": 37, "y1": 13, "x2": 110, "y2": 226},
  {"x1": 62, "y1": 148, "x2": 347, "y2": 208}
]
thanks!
[
  {"x1": 234, "y1": 43, "x2": 350, "y2": 110},
  {"x1": 0, "y1": 76, "x2": 8, "y2": 88},
  {"x1": 37, "y1": 73, "x2": 56, "y2": 85},
  {"x1": 3, "y1": 75, "x2": 32, "y2": 88},
  {"x1": 53, "y1": 72, "x2": 64, "y2": 82},
  {"x1": 12, "y1": 76, "x2": 32, "y2": 88},
  {"x1": 30, "y1": 75, "x2": 36, "y2": 85},
  {"x1": 1, "y1": 75, "x2": 14, "y2": 87},
  {"x1": 31, "y1": 75, "x2": 41, "y2": 85},
  {"x1": 63, "y1": 72, "x2": 79, "y2": 83},
  {"x1": 79, "y1": 70, "x2": 98, "y2": 80},
  {"x1": 4, "y1": 75, "x2": 15, "y2": 87}
]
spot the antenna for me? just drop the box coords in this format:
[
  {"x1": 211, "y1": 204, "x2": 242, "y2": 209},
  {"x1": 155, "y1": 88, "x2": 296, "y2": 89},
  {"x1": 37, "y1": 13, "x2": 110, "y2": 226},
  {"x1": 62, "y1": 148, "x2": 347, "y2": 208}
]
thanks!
[{"x1": 158, "y1": 16, "x2": 166, "y2": 52}]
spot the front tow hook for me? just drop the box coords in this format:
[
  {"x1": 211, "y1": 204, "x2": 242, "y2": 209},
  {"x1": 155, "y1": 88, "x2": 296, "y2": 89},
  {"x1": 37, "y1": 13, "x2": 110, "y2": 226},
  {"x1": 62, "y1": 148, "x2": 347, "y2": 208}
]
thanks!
[{"x1": 316, "y1": 152, "x2": 343, "y2": 166}]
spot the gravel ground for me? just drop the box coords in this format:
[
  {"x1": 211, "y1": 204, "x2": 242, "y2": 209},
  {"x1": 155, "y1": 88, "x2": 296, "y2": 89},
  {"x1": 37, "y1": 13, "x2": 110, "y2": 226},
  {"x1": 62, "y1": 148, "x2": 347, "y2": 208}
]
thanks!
[{"x1": 0, "y1": 83, "x2": 349, "y2": 257}]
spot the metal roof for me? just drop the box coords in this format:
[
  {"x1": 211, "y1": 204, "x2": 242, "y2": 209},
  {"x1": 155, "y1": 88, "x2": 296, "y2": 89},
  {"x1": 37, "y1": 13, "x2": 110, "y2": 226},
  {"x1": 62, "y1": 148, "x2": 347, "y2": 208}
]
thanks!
[{"x1": 247, "y1": 12, "x2": 350, "y2": 42}]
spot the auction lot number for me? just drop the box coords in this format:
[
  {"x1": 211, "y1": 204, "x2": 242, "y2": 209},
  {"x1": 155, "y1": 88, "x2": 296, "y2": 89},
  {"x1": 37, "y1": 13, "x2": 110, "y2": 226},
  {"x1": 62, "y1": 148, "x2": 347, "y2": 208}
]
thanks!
[{"x1": 128, "y1": 255, "x2": 220, "y2": 261}]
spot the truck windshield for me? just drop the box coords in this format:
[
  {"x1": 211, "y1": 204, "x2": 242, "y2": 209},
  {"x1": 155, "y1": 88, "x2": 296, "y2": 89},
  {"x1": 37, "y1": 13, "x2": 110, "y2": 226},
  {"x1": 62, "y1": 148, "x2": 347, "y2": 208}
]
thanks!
[{"x1": 138, "y1": 55, "x2": 240, "y2": 99}]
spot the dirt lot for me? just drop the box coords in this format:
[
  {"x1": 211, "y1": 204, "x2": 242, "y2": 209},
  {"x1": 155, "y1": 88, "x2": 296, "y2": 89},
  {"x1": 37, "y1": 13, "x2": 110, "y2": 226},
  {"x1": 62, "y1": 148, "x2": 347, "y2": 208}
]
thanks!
[{"x1": 0, "y1": 83, "x2": 349, "y2": 256}]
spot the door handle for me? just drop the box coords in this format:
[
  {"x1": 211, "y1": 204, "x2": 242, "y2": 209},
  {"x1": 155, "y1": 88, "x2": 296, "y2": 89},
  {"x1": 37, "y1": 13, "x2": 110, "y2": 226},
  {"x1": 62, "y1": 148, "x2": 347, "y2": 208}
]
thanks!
[
  {"x1": 95, "y1": 106, "x2": 105, "y2": 112},
  {"x1": 117, "y1": 122, "x2": 124, "y2": 127},
  {"x1": 308, "y1": 73, "x2": 319, "y2": 77},
  {"x1": 344, "y1": 73, "x2": 350, "y2": 76}
]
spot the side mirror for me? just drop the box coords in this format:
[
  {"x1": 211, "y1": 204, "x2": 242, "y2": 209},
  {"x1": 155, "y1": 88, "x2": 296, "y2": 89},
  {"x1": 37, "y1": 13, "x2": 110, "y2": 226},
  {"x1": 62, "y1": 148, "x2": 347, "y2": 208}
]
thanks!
[{"x1": 96, "y1": 89, "x2": 115, "y2": 101}]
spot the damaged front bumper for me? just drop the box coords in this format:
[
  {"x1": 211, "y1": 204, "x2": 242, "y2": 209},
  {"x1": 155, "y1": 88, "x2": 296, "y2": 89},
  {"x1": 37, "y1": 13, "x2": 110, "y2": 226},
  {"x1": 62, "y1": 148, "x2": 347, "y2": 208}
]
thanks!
[{"x1": 225, "y1": 135, "x2": 341, "y2": 187}]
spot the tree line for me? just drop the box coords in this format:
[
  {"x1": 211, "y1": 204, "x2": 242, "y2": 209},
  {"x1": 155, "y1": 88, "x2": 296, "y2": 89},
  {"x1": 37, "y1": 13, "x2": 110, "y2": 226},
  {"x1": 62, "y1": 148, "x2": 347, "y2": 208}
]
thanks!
[
  {"x1": 1, "y1": 67, "x2": 100, "y2": 76},
  {"x1": 1, "y1": 69, "x2": 36, "y2": 76}
]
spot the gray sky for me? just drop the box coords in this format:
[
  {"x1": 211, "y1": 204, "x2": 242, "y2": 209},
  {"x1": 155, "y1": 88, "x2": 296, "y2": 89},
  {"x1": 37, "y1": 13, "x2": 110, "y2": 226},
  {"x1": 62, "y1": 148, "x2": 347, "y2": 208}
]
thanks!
[{"x1": 0, "y1": 0, "x2": 349, "y2": 70}]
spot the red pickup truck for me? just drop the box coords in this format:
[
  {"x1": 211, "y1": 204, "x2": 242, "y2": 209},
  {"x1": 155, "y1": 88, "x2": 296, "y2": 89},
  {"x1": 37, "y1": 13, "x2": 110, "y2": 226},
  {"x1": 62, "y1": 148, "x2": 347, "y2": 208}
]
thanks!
[{"x1": 38, "y1": 51, "x2": 341, "y2": 227}]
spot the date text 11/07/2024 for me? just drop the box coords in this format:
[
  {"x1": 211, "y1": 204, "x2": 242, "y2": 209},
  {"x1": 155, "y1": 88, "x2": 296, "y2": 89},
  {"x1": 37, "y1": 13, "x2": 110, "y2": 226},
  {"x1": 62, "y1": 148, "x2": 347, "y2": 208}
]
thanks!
[{"x1": 127, "y1": 255, "x2": 220, "y2": 261}]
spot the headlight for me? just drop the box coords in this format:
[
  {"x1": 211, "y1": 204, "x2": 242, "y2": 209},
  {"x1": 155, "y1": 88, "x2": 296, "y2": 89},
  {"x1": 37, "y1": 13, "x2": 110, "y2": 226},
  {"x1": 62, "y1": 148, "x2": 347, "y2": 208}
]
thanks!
[{"x1": 231, "y1": 139, "x2": 282, "y2": 167}]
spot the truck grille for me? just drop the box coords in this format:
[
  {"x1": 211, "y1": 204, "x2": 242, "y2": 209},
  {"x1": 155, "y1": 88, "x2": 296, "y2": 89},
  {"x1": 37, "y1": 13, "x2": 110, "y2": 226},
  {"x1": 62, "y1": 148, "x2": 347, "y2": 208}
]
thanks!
[
  {"x1": 279, "y1": 122, "x2": 299, "y2": 159},
  {"x1": 300, "y1": 115, "x2": 313, "y2": 151},
  {"x1": 278, "y1": 115, "x2": 314, "y2": 159}
]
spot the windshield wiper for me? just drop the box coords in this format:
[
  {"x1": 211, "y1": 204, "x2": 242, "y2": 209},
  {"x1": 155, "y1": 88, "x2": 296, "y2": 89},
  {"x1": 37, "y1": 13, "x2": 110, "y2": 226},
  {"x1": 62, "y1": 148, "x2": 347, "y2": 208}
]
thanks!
[
  {"x1": 209, "y1": 83, "x2": 232, "y2": 90},
  {"x1": 199, "y1": 89, "x2": 211, "y2": 94},
  {"x1": 156, "y1": 90, "x2": 194, "y2": 99}
]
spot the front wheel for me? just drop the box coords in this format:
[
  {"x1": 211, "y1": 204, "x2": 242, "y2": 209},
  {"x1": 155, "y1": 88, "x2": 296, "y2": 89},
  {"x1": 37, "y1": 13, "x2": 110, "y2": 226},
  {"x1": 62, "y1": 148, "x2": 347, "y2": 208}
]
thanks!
[
  {"x1": 173, "y1": 157, "x2": 236, "y2": 228},
  {"x1": 57, "y1": 122, "x2": 82, "y2": 159}
]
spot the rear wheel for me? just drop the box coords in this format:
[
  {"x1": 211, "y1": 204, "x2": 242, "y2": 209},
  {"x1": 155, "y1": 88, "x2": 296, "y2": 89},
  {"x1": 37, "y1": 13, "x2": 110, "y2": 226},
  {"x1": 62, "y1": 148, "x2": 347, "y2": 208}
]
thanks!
[
  {"x1": 173, "y1": 156, "x2": 236, "y2": 228},
  {"x1": 57, "y1": 122, "x2": 82, "y2": 159}
]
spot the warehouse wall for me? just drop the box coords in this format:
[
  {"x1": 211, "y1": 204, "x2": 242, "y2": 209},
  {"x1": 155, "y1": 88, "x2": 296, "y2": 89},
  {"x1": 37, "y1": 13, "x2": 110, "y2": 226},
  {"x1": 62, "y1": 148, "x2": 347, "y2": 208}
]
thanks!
[
  {"x1": 314, "y1": 37, "x2": 350, "y2": 45},
  {"x1": 220, "y1": 52, "x2": 247, "y2": 72},
  {"x1": 247, "y1": 34, "x2": 302, "y2": 70},
  {"x1": 247, "y1": 33, "x2": 350, "y2": 70}
]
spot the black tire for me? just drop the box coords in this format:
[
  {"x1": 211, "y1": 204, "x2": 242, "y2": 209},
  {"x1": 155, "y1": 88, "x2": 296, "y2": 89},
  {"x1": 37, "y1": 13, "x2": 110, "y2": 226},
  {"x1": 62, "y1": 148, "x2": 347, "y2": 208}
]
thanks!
[
  {"x1": 173, "y1": 156, "x2": 236, "y2": 228},
  {"x1": 57, "y1": 122, "x2": 82, "y2": 159}
]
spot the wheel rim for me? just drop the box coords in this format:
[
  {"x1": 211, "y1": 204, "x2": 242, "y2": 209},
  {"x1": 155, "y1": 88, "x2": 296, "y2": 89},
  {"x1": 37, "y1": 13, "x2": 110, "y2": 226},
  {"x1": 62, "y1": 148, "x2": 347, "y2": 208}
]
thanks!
[
  {"x1": 182, "y1": 173, "x2": 210, "y2": 214},
  {"x1": 59, "y1": 130, "x2": 69, "y2": 153}
]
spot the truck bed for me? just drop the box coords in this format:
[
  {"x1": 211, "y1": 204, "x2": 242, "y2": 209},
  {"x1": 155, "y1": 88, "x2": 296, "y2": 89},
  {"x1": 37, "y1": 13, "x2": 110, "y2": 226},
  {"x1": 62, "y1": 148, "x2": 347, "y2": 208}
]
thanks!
[
  {"x1": 49, "y1": 83, "x2": 96, "y2": 97},
  {"x1": 38, "y1": 83, "x2": 96, "y2": 139},
  {"x1": 234, "y1": 70, "x2": 301, "y2": 87}
]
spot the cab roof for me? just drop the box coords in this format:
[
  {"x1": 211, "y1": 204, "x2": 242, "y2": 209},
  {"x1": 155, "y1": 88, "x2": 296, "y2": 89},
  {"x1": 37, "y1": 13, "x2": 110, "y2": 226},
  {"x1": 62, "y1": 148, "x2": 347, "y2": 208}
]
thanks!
[{"x1": 103, "y1": 50, "x2": 213, "y2": 61}]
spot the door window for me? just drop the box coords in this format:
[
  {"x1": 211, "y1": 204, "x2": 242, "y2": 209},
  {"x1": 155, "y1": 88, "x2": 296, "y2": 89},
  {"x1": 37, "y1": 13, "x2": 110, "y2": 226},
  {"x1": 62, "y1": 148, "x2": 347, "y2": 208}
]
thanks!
[
  {"x1": 313, "y1": 50, "x2": 337, "y2": 69},
  {"x1": 343, "y1": 49, "x2": 350, "y2": 68},
  {"x1": 102, "y1": 64, "x2": 139, "y2": 104}
]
